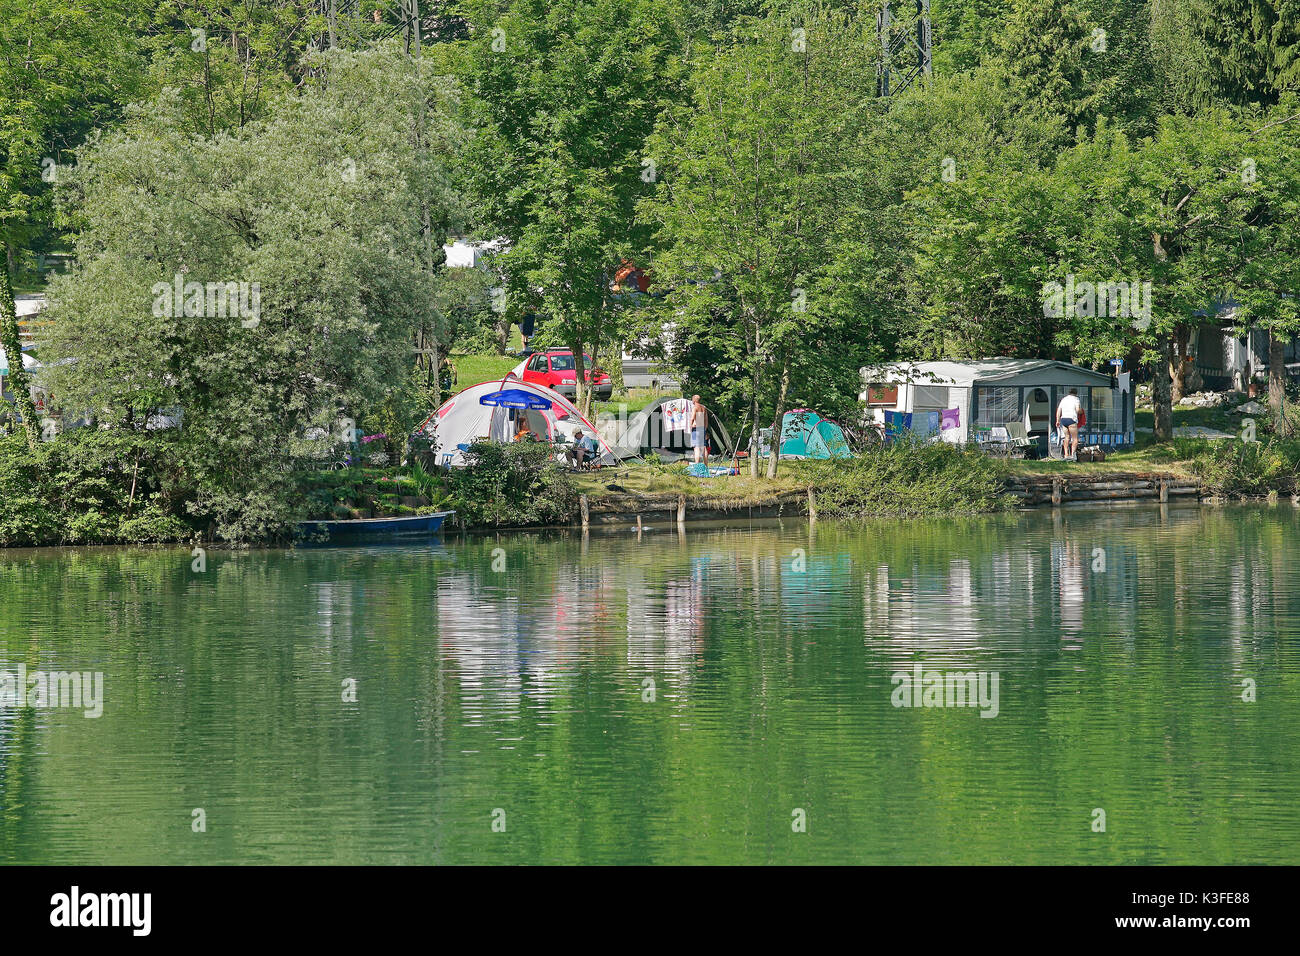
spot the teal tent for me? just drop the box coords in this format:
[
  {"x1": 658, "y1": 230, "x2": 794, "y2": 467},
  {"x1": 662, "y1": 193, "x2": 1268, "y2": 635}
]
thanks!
[{"x1": 779, "y1": 409, "x2": 850, "y2": 459}]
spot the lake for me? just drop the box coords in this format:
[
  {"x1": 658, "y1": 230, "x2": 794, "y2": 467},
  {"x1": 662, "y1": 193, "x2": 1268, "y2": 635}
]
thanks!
[{"x1": 1, "y1": 504, "x2": 1297, "y2": 864}]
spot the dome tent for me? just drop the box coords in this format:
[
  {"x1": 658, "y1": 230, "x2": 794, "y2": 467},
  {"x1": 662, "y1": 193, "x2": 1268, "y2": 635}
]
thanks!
[
  {"x1": 779, "y1": 409, "x2": 850, "y2": 459},
  {"x1": 415, "y1": 377, "x2": 615, "y2": 468},
  {"x1": 602, "y1": 396, "x2": 732, "y2": 462}
]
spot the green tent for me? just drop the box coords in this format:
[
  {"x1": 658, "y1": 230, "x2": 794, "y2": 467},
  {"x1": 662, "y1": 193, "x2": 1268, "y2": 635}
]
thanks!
[{"x1": 779, "y1": 409, "x2": 850, "y2": 459}]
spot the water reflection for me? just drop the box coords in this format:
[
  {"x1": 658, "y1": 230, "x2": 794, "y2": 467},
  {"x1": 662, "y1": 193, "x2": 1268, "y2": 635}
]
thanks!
[{"x1": 0, "y1": 504, "x2": 1297, "y2": 864}]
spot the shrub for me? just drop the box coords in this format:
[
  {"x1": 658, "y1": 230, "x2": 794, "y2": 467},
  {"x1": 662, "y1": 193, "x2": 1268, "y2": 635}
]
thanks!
[
  {"x1": 807, "y1": 438, "x2": 1011, "y2": 518},
  {"x1": 1188, "y1": 439, "x2": 1300, "y2": 497},
  {"x1": 451, "y1": 440, "x2": 578, "y2": 527},
  {"x1": 0, "y1": 430, "x2": 198, "y2": 546}
]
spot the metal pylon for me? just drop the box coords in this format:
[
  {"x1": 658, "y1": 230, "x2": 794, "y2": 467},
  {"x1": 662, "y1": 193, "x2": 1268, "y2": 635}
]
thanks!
[{"x1": 876, "y1": 0, "x2": 932, "y2": 97}]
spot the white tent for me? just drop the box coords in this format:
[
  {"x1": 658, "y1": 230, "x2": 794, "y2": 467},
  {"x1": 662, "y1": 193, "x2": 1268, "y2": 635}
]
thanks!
[
  {"x1": 0, "y1": 346, "x2": 40, "y2": 374},
  {"x1": 416, "y1": 377, "x2": 615, "y2": 468}
]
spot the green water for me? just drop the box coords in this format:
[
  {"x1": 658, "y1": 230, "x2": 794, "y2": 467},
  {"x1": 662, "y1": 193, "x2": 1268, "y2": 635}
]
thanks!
[{"x1": 1, "y1": 505, "x2": 1297, "y2": 865}]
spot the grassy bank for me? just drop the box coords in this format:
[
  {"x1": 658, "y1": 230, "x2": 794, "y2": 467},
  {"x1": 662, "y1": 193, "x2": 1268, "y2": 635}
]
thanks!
[{"x1": 9, "y1": 400, "x2": 1300, "y2": 548}]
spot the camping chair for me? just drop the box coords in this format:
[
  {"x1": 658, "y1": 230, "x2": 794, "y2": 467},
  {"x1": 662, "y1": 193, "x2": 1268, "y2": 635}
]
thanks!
[
  {"x1": 979, "y1": 425, "x2": 1014, "y2": 458},
  {"x1": 1003, "y1": 422, "x2": 1037, "y2": 459},
  {"x1": 727, "y1": 415, "x2": 753, "y2": 471}
]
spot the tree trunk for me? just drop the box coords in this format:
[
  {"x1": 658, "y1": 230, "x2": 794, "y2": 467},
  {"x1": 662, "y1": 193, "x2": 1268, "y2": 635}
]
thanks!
[
  {"x1": 748, "y1": 328, "x2": 762, "y2": 478},
  {"x1": 766, "y1": 350, "x2": 791, "y2": 479},
  {"x1": 570, "y1": 336, "x2": 590, "y2": 419},
  {"x1": 495, "y1": 314, "x2": 511, "y2": 354},
  {"x1": 1268, "y1": 329, "x2": 1289, "y2": 436},
  {"x1": 1153, "y1": 332, "x2": 1174, "y2": 442},
  {"x1": 1170, "y1": 323, "x2": 1191, "y2": 403},
  {"x1": 0, "y1": 248, "x2": 40, "y2": 449}
]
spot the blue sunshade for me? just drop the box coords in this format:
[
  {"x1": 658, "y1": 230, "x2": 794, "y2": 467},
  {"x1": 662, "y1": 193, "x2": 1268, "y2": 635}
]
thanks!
[{"x1": 479, "y1": 388, "x2": 552, "y2": 410}]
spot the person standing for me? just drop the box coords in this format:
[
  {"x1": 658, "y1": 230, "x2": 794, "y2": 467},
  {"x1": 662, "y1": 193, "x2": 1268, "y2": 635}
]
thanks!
[
  {"x1": 688, "y1": 395, "x2": 709, "y2": 465},
  {"x1": 1055, "y1": 388, "x2": 1082, "y2": 461}
]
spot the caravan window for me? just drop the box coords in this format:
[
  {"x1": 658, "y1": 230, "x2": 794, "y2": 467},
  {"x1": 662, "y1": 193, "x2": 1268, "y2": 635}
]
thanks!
[
  {"x1": 1089, "y1": 387, "x2": 1117, "y2": 430},
  {"x1": 975, "y1": 386, "x2": 1019, "y2": 427},
  {"x1": 912, "y1": 385, "x2": 949, "y2": 414}
]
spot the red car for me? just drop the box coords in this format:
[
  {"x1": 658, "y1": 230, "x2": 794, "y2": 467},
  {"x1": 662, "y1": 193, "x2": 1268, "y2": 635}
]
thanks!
[{"x1": 521, "y1": 349, "x2": 613, "y2": 400}]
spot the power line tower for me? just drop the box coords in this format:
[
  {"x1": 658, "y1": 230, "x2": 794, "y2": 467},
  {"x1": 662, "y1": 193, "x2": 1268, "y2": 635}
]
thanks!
[
  {"x1": 316, "y1": 0, "x2": 465, "y2": 52},
  {"x1": 876, "y1": 0, "x2": 932, "y2": 97}
]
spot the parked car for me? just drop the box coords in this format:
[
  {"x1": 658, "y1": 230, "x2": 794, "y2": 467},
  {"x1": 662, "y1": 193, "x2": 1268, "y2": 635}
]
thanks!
[{"x1": 521, "y1": 349, "x2": 613, "y2": 400}]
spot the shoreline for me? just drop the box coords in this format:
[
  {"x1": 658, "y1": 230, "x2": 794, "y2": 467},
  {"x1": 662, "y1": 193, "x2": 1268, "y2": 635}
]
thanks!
[
  {"x1": 456, "y1": 471, "x2": 1219, "y2": 533},
  {"x1": 5, "y1": 470, "x2": 1287, "y2": 551}
]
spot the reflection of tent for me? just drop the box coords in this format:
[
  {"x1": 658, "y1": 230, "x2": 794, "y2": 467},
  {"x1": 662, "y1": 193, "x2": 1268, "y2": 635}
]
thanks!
[
  {"x1": 416, "y1": 377, "x2": 614, "y2": 468},
  {"x1": 779, "y1": 409, "x2": 850, "y2": 459},
  {"x1": 603, "y1": 396, "x2": 732, "y2": 461}
]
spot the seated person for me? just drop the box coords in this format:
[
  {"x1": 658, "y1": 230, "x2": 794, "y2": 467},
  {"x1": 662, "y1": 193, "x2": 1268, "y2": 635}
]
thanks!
[
  {"x1": 573, "y1": 430, "x2": 600, "y2": 468},
  {"x1": 513, "y1": 420, "x2": 536, "y2": 442}
]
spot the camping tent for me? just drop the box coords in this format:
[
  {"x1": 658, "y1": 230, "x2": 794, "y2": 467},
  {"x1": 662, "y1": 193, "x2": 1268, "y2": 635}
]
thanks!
[
  {"x1": 779, "y1": 409, "x2": 850, "y2": 459},
  {"x1": 415, "y1": 377, "x2": 615, "y2": 468},
  {"x1": 601, "y1": 396, "x2": 732, "y2": 461}
]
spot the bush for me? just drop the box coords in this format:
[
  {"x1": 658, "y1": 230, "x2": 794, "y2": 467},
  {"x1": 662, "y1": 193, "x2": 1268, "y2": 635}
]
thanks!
[
  {"x1": 807, "y1": 438, "x2": 1011, "y2": 518},
  {"x1": 451, "y1": 440, "x2": 578, "y2": 527},
  {"x1": 0, "y1": 430, "x2": 198, "y2": 546},
  {"x1": 1188, "y1": 439, "x2": 1300, "y2": 497}
]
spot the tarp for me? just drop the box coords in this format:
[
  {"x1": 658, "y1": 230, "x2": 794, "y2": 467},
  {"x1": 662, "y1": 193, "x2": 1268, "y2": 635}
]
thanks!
[
  {"x1": 602, "y1": 396, "x2": 732, "y2": 461},
  {"x1": 778, "y1": 409, "x2": 851, "y2": 459},
  {"x1": 415, "y1": 376, "x2": 614, "y2": 468}
]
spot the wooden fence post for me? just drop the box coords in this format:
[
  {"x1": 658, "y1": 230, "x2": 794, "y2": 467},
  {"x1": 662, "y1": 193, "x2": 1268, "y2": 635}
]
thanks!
[{"x1": 580, "y1": 494, "x2": 589, "y2": 530}]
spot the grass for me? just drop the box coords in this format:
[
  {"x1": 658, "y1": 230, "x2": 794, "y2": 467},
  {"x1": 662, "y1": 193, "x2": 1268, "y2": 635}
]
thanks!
[
  {"x1": 997, "y1": 404, "x2": 1250, "y2": 479},
  {"x1": 450, "y1": 354, "x2": 522, "y2": 391}
]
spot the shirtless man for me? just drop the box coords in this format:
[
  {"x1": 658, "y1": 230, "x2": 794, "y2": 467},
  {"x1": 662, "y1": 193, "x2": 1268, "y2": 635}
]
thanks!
[{"x1": 688, "y1": 395, "x2": 709, "y2": 465}]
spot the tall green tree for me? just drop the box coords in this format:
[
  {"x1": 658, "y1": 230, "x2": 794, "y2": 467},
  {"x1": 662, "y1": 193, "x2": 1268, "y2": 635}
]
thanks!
[
  {"x1": 43, "y1": 45, "x2": 463, "y2": 539},
  {"x1": 0, "y1": 0, "x2": 146, "y2": 269},
  {"x1": 457, "y1": 0, "x2": 683, "y2": 416},
  {"x1": 1, "y1": 244, "x2": 39, "y2": 447},
  {"x1": 644, "y1": 5, "x2": 881, "y2": 476}
]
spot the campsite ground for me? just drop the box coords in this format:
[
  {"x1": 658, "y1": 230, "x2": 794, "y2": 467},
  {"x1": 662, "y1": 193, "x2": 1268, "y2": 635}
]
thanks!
[
  {"x1": 569, "y1": 403, "x2": 1240, "y2": 499},
  {"x1": 447, "y1": 351, "x2": 1260, "y2": 504}
]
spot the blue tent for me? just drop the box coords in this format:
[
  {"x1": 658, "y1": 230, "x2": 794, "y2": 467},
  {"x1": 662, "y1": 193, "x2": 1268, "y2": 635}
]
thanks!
[{"x1": 779, "y1": 409, "x2": 851, "y2": 459}]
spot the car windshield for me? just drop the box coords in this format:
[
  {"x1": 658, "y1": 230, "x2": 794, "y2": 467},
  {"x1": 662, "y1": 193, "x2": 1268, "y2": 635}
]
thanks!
[{"x1": 549, "y1": 354, "x2": 575, "y2": 371}]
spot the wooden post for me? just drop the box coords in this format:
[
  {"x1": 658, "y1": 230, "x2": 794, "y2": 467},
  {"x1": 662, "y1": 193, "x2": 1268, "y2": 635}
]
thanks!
[
  {"x1": 677, "y1": 494, "x2": 686, "y2": 529},
  {"x1": 580, "y1": 494, "x2": 589, "y2": 530},
  {"x1": 636, "y1": 514, "x2": 643, "y2": 533},
  {"x1": 808, "y1": 487, "x2": 817, "y2": 522},
  {"x1": 1159, "y1": 478, "x2": 1168, "y2": 503},
  {"x1": 1051, "y1": 477, "x2": 1063, "y2": 506}
]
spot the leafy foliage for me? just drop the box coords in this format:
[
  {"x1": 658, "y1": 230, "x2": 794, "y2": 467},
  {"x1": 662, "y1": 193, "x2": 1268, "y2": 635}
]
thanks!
[
  {"x1": 451, "y1": 440, "x2": 578, "y2": 527},
  {"x1": 807, "y1": 438, "x2": 1012, "y2": 518},
  {"x1": 0, "y1": 429, "x2": 195, "y2": 546}
]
